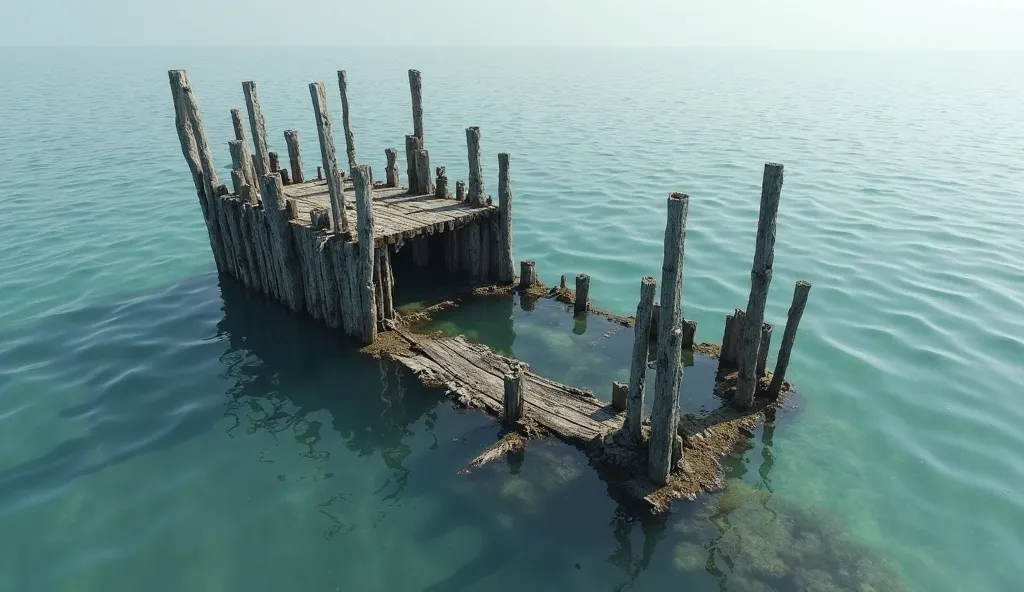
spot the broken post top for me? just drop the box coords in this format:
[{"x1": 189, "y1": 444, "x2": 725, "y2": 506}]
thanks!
[{"x1": 409, "y1": 69, "x2": 424, "y2": 143}]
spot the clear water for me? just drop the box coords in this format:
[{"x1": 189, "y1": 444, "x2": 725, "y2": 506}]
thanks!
[{"x1": 1, "y1": 47, "x2": 1022, "y2": 591}]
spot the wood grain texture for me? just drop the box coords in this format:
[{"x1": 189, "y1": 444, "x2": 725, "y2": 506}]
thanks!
[
  {"x1": 519, "y1": 260, "x2": 536, "y2": 288},
  {"x1": 414, "y1": 148, "x2": 434, "y2": 195},
  {"x1": 284, "y1": 130, "x2": 305, "y2": 184},
  {"x1": 756, "y1": 322, "x2": 773, "y2": 377},
  {"x1": 495, "y1": 153, "x2": 515, "y2": 283},
  {"x1": 242, "y1": 81, "x2": 271, "y2": 177},
  {"x1": 768, "y1": 281, "x2": 811, "y2": 397},
  {"x1": 337, "y1": 70, "x2": 358, "y2": 170},
  {"x1": 466, "y1": 127, "x2": 486, "y2": 205},
  {"x1": 503, "y1": 367, "x2": 525, "y2": 425},
  {"x1": 260, "y1": 173, "x2": 306, "y2": 314},
  {"x1": 309, "y1": 82, "x2": 348, "y2": 234},
  {"x1": 351, "y1": 165, "x2": 377, "y2": 344},
  {"x1": 627, "y1": 276, "x2": 657, "y2": 442},
  {"x1": 574, "y1": 274, "x2": 591, "y2": 315},
  {"x1": 408, "y1": 69, "x2": 424, "y2": 143}
]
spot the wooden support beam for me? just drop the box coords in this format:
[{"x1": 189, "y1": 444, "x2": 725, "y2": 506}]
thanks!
[
  {"x1": 734, "y1": 164, "x2": 784, "y2": 409},
  {"x1": 242, "y1": 81, "x2": 271, "y2": 176},
  {"x1": 337, "y1": 70, "x2": 358, "y2": 170},
  {"x1": 284, "y1": 130, "x2": 305, "y2": 184},
  {"x1": 768, "y1": 281, "x2": 811, "y2": 397},
  {"x1": 414, "y1": 148, "x2": 434, "y2": 195},
  {"x1": 495, "y1": 153, "x2": 515, "y2": 283},
  {"x1": 259, "y1": 172, "x2": 306, "y2": 314},
  {"x1": 626, "y1": 276, "x2": 657, "y2": 442},
  {"x1": 351, "y1": 164, "x2": 377, "y2": 345},
  {"x1": 385, "y1": 148, "x2": 399, "y2": 187},
  {"x1": 408, "y1": 69, "x2": 424, "y2": 143},
  {"x1": 309, "y1": 81, "x2": 348, "y2": 234},
  {"x1": 379, "y1": 247, "x2": 396, "y2": 325},
  {"x1": 466, "y1": 127, "x2": 486, "y2": 205},
  {"x1": 611, "y1": 381, "x2": 628, "y2": 412},
  {"x1": 405, "y1": 135, "x2": 422, "y2": 194},
  {"x1": 574, "y1": 274, "x2": 590, "y2": 316},
  {"x1": 503, "y1": 366, "x2": 524, "y2": 425},
  {"x1": 650, "y1": 192, "x2": 689, "y2": 486}
]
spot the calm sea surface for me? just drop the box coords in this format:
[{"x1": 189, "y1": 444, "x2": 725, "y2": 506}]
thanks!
[{"x1": 0, "y1": 47, "x2": 1022, "y2": 591}]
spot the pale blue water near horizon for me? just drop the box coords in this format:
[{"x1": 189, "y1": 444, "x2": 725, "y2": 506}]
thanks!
[{"x1": 1, "y1": 47, "x2": 1023, "y2": 591}]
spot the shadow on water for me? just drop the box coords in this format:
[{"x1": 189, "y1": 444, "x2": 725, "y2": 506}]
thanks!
[{"x1": 0, "y1": 273, "x2": 904, "y2": 591}]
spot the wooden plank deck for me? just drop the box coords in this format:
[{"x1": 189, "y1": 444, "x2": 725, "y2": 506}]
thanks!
[
  {"x1": 282, "y1": 180, "x2": 494, "y2": 246},
  {"x1": 387, "y1": 330, "x2": 624, "y2": 443}
]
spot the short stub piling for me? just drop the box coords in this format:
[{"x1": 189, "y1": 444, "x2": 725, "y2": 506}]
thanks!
[
  {"x1": 682, "y1": 320, "x2": 697, "y2": 350},
  {"x1": 284, "y1": 130, "x2": 305, "y2": 184},
  {"x1": 756, "y1": 322, "x2": 773, "y2": 378},
  {"x1": 351, "y1": 164, "x2": 377, "y2": 345},
  {"x1": 574, "y1": 274, "x2": 590, "y2": 315},
  {"x1": 435, "y1": 166, "x2": 449, "y2": 199},
  {"x1": 768, "y1": 280, "x2": 811, "y2": 397},
  {"x1": 385, "y1": 148, "x2": 400, "y2": 187},
  {"x1": 611, "y1": 381, "x2": 628, "y2": 412},
  {"x1": 455, "y1": 181, "x2": 466, "y2": 202},
  {"x1": 503, "y1": 366, "x2": 525, "y2": 425},
  {"x1": 414, "y1": 148, "x2": 434, "y2": 195},
  {"x1": 626, "y1": 276, "x2": 657, "y2": 442},
  {"x1": 519, "y1": 260, "x2": 537, "y2": 288},
  {"x1": 405, "y1": 135, "x2": 422, "y2": 194},
  {"x1": 734, "y1": 164, "x2": 784, "y2": 408}
]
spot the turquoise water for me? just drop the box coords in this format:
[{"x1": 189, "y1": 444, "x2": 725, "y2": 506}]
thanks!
[{"x1": 1, "y1": 47, "x2": 1022, "y2": 590}]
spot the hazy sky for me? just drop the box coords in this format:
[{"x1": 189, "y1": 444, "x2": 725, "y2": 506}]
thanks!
[{"x1": 3, "y1": 0, "x2": 1022, "y2": 49}]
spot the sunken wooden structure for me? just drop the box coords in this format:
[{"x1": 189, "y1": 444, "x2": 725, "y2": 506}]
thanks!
[{"x1": 168, "y1": 68, "x2": 812, "y2": 509}]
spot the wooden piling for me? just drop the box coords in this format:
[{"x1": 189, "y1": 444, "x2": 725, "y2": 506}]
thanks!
[
  {"x1": 435, "y1": 166, "x2": 449, "y2": 199},
  {"x1": 720, "y1": 309, "x2": 746, "y2": 367},
  {"x1": 503, "y1": 366, "x2": 524, "y2": 425},
  {"x1": 378, "y1": 248, "x2": 396, "y2": 325},
  {"x1": 768, "y1": 281, "x2": 811, "y2": 397},
  {"x1": 682, "y1": 320, "x2": 697, "y2": 350},
  {"x1": 385, "y1": 149, "x2": 399, "y2": 187},
  {"x1": 230, "y1": 169, "x2": 245, "y2": 194},
  {"x1": 650, "y1": 192, "x2": 690, "y2": 486},
  {"x1": 755, "y1": 323, "x2": 773, "y2": 377},
  {"x1": 337, "y1": 70, "x2": 358, "y2": 170},
  {"x1": 574, "y1": 274, "x2": 590, "y2": 315},
  {"x1": 519, "y1": 260, "x2": 536, "y2": 288},
  {"x1": 611, "y1": 381, "x2": 628, "y2": 412},
  {"x1": 408, "y1": 69, "x2": 424, "y2": 143},
  {"x1": 455, "y1": 181, "x2": 466, "y2": 202},
  {"x1": 734, "y1": 164, "x2": 784, "y2": 409},
  {"x1": 269, "y1": 151, "x2": 281, "y2": 175},
  {"x1": 283, "y1": 130, "x2": 305, "y2": 184},
  {"x1": 560, "y1": 275, "x2": 567, "y2": 290},
  {"x1": 285, "y1": 199, "x2": 299, "y2": 220},
  {"x1": 228, "y1": 140, "x2": 258, "y2": 199},
  {"x1": 414, "y1": 148, "x2": 434, "y2": 195},
  {"x1": 466, "y1": 127, "x2": 486, "y2": 205},
  {"x1": 626, "y1": 276, "x2": 657, "y2": 442},
  {"x1": 309, "y1": 82, "x2": 348, "y2": 234},
  {"x1": 242, "y1": 81, "x2": 271, "y2": 176},
  {"x1": 650, "y1": 302, "x2": 661, "y2": 340},
  {"x1": 230, "y1": 108, "x2": 246, "y2": 142},
  {"x1": 351, "y1": 164, "x2": 377, "y2": 345},
  {"x1": 405, "y1": 135, "x2": 422, "y2": 194},
  {"x1": 495, "y1": 153, "x2": 515, "y2": 284},
  {"x1": 259, "y1": 173, "x2": 306, "y2": 314}
]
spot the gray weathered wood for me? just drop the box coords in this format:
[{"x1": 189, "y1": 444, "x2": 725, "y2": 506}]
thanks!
[
  {"x1": 285, "y1": 199, "x2": 299, "y2": 220},
  {"x1": 611, "y1": 381, "x2": 628, "y2": 412},
  {"x1": 351, "y1": 164, "x2": 377, "y2": 344},
  {"x1": 720, "y1": 309, "x2": 746, "y2": 367},
  {"x1": 309, "y1": 81, "x2": 348, "y2": 235},
  {"x1": 405, "y1": 135, "x2": 422, "y2": 194},
  {"x1": 574, "y1": 274, "x2": 590, "y2": 316},
  {"x1": 466, "y1": 127, "x2": 486, "y2": 205},
  {"x1": 626, "y1": 276, "x2": 657, "y2": 442},
  {"x1": 650, "y1": 192, "x2": 690, "y2": 486},
  {"x1": 337, "y1": 70, "x2": 358, "y2": 170},
  {"x1": 682, "y1": 320, "x2": 697, "y2": 350},
  {"x1": 310, "y1": 207, "x2": 330, "y2": 230},
  {"x1": 768, "y1": 281, "x2": 811, "y2": 397},
  {"x1": 496, "y1": 153, "x2": 515, "y2": 283},
  {"x1": 734, "y1": 164, "x2": 784, "y2": 409},
  {"x1": 168, "y1": 71, "x2": 203, "y2": 194},
  {"x1": 260, "y1": 172, "x2": 306, "y2": 314},
  {"x1": 231, "y1": 108, "x2": 261, "y2": 199},
  {"x1": 414, "y1": 148, "x2": 434, "y2": 195},
  {"x1": 280, "y1": 169, "x2": 291, "y2": 185},
  {"x1": 519, "y1": 260, "x2": 536, "y2": 288},
  {"x1": 408, "y1": 69, "x2": 424, "y2": 143},
  {"x1": 650, "y1": 302, "x2": 661, "y2": 340},
  {"x1": 464, "y1": 221, "x2": 483, "y2": 280},
  {"x1": 284, "y1": 130, "x2": 305, "y2": 184},
  {"x1": 435, "y1": 166, "x2": 449, "y2": 199},
  {"x1": 231, "y1": 108, "x2": 246, "y2": 142},
  {"x1": 503, "y1": 366, "x2": 525, "y2": 425},
  {"x1": 317, "y1": 166, "x2": 324, "y2": 180},
  {"x1": 379, "y1": 247, "x2": 395, "y2": 324},
  {"x1": 242, "y1": 81, "x2": 271, "y2": 176},
  {"x1": 230, "y1": 169, "x2": 245, "y2": 194},
  {"x1": 269, "y1": 151, "x2": 280, "y2": 175},
  {"x1": 385, "y1": 148, "x2": 399, "y2": 187},
  {"x1": 756, "y1": 323, "x2": 773, "y2": 378},
  {"x1": 455, "y1": 180, "x2": 466, "y2": 202}
]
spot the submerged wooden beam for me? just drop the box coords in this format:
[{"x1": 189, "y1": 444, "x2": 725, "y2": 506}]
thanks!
[
  {"x1": 495, "y1": 153, "x2": 515, "y2": 283},
  {"x1": 466, "y1": 127, "x2": 486, "y2": 205},
  {"x1": 650, "y1": 192, "x2": 689, "y2": 486},
  {"x1": 409, "y1": 69, "x2": 424, "y2": 143},
  {"x1": 242, "y1": 81, "x2": 271, "y2": 176},
  {"x1": 735, "y1": 164, "x2": 784, "y2": 408},
  {"x1": 352, "y1": 164, "x2": 377, "y2": 344},
  {"x1": 768, "y1": 281, "x2": 811, "y2": 397},
  {"x1": 337, "y1": 70, "x2": 358, "y2": 170},
  {"x1": 309, "y1": 81, "x2": 348, "y2": 234},
  {"x1": 284, "y1": 130, "x2": 305, "y2": 184},
  {"x1": 626, "y1": 275, "x2": 657, "y2": 442}
]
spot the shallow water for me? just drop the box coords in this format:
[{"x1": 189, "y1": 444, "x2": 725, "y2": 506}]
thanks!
[{"x1": 1, "y1": 47, "x2": 1023, "y2": 591}]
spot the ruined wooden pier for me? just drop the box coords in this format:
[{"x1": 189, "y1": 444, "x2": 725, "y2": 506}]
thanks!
[{"x1": 168, "y1": 68, "x2": 812, "y2": 510}]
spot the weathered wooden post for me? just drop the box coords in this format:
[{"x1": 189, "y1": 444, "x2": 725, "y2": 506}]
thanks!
[
  {"x1": 496, "y1": 153, "x2": 515, "y2": 283},
  {"x1": 351, "y1": 164, "x2": 377, "y2": 345},
  {"x1": 734, "y1": 164, "x2": 784, "y2": 408},
  {"x1": 756, "y1": 323, "x2": 773, "y2": 377},
  {"x1": 242, "y1": 81, "x2": 271, "y2": 176},
  {"x1": 414, "y1": 148, "x2": 434, "y2": 195},
  {"x1": 385, "y1": 149, "x2": 399, "y2": 187},
  {"x1": 285, "y1": 199, "x2": 299, "y2": 220},
  {"x1": 309, "y1": 81, "x2": 348, "y2": 234},
  {"x1": 650, "y1": 302, "x2": 661, "y2": 340},
  {"x1": 317, "y1": 166, "x2": 323, "y2": 180},
  {"x1": 519, "y1": 260, "x2": 536, "y2": 288},
  {"x1": 284, "y1": 130, "x2": 305, "y2": 184},
  {"x1": 408, "y1": 69, "x2": 424, "y2": 143},
  {"x1": 682, "y1": 320, "x2": 697, "y2": 350},
  {"x1": 503, "y1": 366, "x2": 524, "y2": 425},
  {"x1": 228, "y1": 140, "x2": 258, "y2": 197},
  {"x1": 269, "y1": 152, "x2": 281, "y2": 176},
  {"x1": 230, "y1": 108, "x2": 246, "y2": 142},
  {"x1": 405, "y1": 135, "x2": 422, "y2": 194},
  {"x1": 230, "y1": 169, "x2": 245, "y2": 194},
  {"x1": 337, "y1": 70, "x2": 358, "y2": 170},
  {"x1": 611, "y1": 381, "x2": 628, "y2": 412},
  {"x1": 626, "y1": 276, "x2": 657, "y2": 442},
  {"x1": 455, "y1": 181, "x2": 466, "y2": 202},
  {"x1": 466, "y1": 127, "x2": 486, "y2": 205},
  {"x1": 260, "y1": 172, "x2": 306, "y2": 314},
  {"x1": 574, "y1": 274, "x2": 590, "y2": 315},
  {"x1": 650, "y1": 192, "x2": 689, "y2": 486},
  {"x1": 768, "y1": 281, "x2": 811, "y2": 397},
  {"x1": 720, "y1": 309, "x2": 746, "y2": 366},
  {"x1": 435, "y1": 166, "x2": 449, "y2": 198}
]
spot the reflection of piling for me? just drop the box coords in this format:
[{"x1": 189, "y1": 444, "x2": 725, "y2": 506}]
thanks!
[
  {"x1": 735, "y1": 164, "x2": 784, "y2": 408},
  {"x1": 768, "y1": 281, "x2": 811, "y2": 397},
  {"x1": 626, "y1": 276, "x2": 657, "y2": 442}
]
